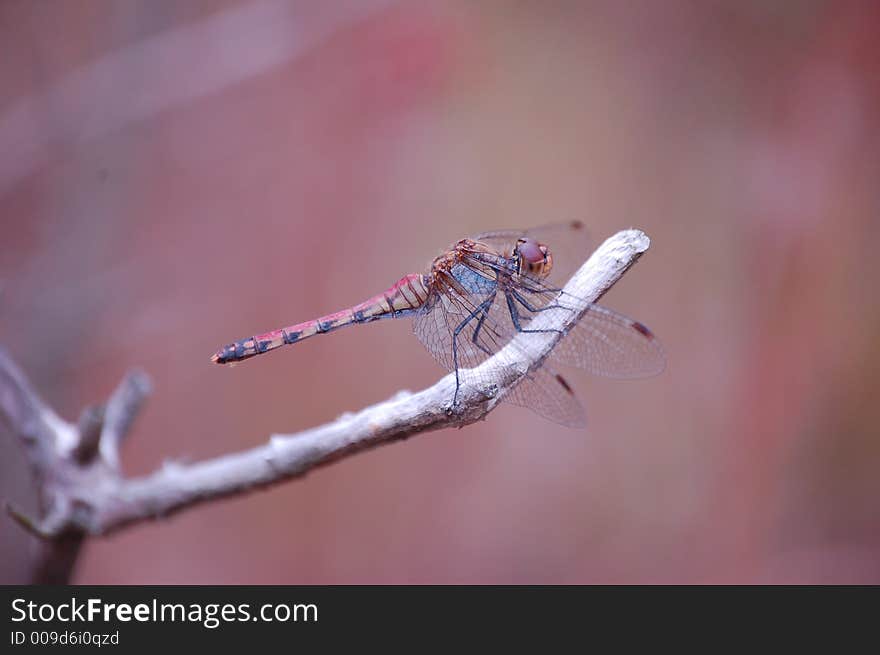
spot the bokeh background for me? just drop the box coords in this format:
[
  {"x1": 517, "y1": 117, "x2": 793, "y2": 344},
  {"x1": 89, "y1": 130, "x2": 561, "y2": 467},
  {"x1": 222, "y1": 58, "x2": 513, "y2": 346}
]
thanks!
[{"x1": 2, "y1": 0, "x2": 879, "y2": 584}]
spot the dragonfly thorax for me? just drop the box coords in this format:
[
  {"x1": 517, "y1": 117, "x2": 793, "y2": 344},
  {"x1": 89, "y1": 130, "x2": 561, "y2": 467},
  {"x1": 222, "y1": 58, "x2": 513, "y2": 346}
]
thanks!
[
  {"x1": 426, "y1": 236, "x2": 554, "y2": 299},
  {"x1": 449, "y1": 263, "x2": 496, "y2": 295}
]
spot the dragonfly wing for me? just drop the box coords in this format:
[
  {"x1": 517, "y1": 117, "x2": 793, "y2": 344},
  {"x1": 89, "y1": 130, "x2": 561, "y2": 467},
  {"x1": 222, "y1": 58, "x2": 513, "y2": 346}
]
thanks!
[
  {"x1": 500, "y1": 276, "x2": 666, "y2": 378},
  {"x1": 549, "y1": 300, "x2": 666, "y2": 378},
  {"x1": 413, "y1": 286, "x2": 514, "y2": 374},
  {"x1": 501, "y1": 365, "x2": 586, "y2": 428},
  {"x1": 470, "y1": 220, "x2": 590, "y2": 248},
  {"x1": 414, "y1": 287, "x2": 586, "y2": 428}
]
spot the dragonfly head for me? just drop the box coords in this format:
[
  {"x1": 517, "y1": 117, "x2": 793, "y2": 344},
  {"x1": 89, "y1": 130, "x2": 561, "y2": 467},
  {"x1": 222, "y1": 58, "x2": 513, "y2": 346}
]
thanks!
[{"x1": 514, "y1": 237, "x2": 553, "y2": 278}]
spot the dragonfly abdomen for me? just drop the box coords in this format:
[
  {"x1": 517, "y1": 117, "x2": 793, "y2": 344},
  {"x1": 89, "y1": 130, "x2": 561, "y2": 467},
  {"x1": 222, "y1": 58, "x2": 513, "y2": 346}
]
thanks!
[
  {"x1": 211, "y1": 273, "x2": 428, "y2": 364},
  {"x1": 350, "y1": 273, "x2": 428, "y2": 320}
]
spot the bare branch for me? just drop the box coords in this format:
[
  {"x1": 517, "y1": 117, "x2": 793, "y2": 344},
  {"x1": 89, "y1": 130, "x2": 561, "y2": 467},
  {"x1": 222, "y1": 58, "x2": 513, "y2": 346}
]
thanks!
[
  {"x1": 0, "y1": 349, "x2": 73, "y2": 479},
  {"x1": 74, "y1": 405, "x2": 104, "y2": 464},
  {"x1": 2, "y1": 229, "x2": 651, "y2": 538},
  {"x1": 99, "y1": 370, "x2": 152, "y2": 470}
]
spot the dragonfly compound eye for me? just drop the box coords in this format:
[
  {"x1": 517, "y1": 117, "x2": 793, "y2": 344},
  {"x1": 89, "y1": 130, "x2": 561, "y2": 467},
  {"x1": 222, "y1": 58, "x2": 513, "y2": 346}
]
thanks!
[{"x1": 516, "y1": 238, "x2": 553, "y2": 277}]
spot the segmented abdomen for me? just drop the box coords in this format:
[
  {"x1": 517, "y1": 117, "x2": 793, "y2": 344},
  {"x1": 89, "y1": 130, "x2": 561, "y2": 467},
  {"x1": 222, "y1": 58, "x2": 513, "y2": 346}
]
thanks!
[{"x1": 211, "y1": 273, "x2": 429, "y2": 364}]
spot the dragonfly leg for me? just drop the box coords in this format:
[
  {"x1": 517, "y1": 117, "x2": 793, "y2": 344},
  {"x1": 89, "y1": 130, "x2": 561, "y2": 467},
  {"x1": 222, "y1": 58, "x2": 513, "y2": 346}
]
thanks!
[
  {"x1": 506, "y1": 293, "x2": 565, "y2": 337},
  {"x1": 451, "y1": 296, "x2": 496, "y2": 406},
  {"x1": 470, "y1": 293, "x2": 496, "y2": 357},
  {"x1": 511, "y1": 289, "x2": 572, "y2": 314}
]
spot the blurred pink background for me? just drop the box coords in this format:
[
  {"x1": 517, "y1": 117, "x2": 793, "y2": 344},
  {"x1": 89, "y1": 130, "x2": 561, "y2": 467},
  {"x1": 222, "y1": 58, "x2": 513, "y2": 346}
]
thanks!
[{"x1": 2, "y1": 0, "x2": 879, "y2": 584}]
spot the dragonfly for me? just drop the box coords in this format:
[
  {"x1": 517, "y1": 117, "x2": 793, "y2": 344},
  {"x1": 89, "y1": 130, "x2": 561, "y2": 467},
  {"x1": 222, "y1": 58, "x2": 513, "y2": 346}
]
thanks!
[{"x1": 211, "y1": 222, "x2": 665, "y2": 427}]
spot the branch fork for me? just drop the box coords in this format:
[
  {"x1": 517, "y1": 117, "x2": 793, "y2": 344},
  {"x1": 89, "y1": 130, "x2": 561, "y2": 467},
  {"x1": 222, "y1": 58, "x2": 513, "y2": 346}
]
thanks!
[{"x1": 2, "y1": 366, "x2": 151, "y2": 538}]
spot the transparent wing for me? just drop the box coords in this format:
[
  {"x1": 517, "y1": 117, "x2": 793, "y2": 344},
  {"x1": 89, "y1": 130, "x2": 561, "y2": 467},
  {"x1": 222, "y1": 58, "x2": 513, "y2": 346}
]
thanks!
[
  {"x1": 414, "y1": 288, "x2": 587, "y2": 428},
  {"x1": 490, "y1": 274, "x2": 667, "y2": 379},
  {"x1": 470, "y1": 220, "x2": 590, "y2": 249},
  {"x1": 413, "y1": 283, "x2": 513, "y2": 375},
  {"x1": 551, "y1": 300, "x2": 666, "y2": 378},
  {"x1": 502, "y1": 365, "x2": 586, "y2": 428}
]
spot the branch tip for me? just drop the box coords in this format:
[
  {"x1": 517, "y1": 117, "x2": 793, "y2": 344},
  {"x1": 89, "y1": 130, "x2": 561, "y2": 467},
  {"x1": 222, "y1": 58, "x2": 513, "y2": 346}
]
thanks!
[{"x1": 74, "y1": 404, "x2": 105, "y2": 463}]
